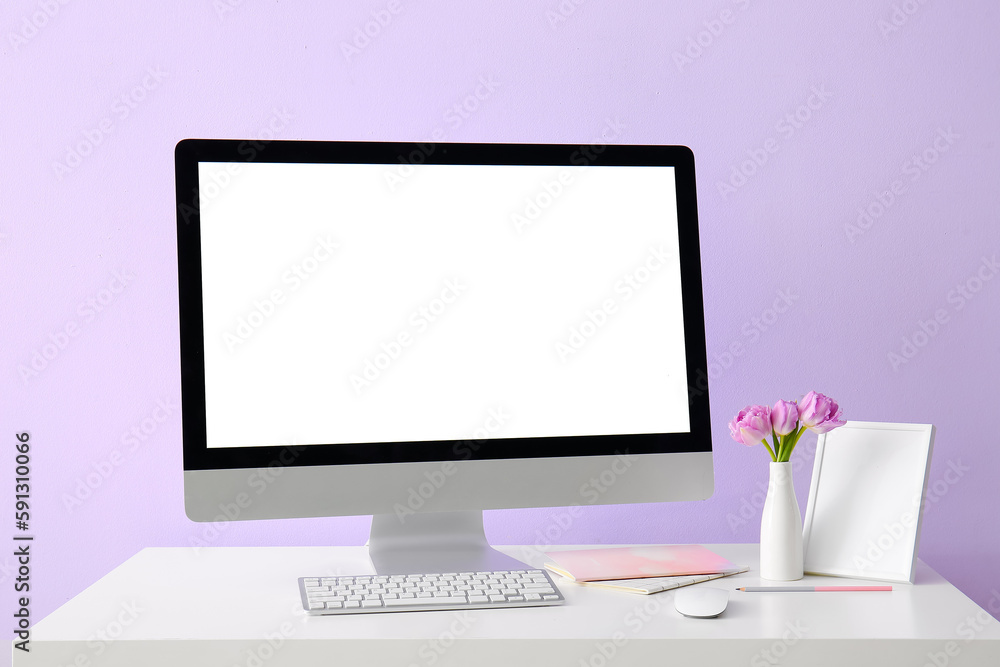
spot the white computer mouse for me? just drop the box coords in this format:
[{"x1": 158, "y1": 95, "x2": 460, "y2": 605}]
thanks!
[{"x1": 673, "y1": 586, "x2": 729, "y2": 618}]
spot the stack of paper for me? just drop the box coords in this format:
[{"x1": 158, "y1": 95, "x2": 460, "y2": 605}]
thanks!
[{"x1": 544, "y1": 545, "x2": 749, "y2": 595}]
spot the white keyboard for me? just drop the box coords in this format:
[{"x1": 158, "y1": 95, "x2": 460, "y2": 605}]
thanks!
[{"x1": 299, "y1": 569, "x2": 565, "y2": 615}]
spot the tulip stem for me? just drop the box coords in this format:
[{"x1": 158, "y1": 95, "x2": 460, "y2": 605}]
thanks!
[
  {"x1": 779, "y1": 425, "x2": 807, "y2": 462},
  {"x1": 762, "y1": 439, "x2": 777, "y2": 462}
]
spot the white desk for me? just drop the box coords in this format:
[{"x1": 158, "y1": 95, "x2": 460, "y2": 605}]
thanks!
[{"x1": 15, "y1": 544, "x2": 1000, "y2": 666}]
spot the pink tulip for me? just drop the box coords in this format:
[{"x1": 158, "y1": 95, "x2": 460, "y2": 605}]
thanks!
[
  {"x1": 798, "y1": 391, "x2": 846, "y2": 433},
  {"x1": 770, "y1": 399, "x2": 799, "y2": 436},
  {"x1": 728, "y1": 405, "x2": 772, "y2": 446}
]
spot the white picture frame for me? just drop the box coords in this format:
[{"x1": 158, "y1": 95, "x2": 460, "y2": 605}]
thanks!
[{"x1": 802, "y1": 421, "x2": 935, "y2": 583}]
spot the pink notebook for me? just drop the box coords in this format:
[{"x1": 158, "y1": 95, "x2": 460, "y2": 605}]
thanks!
[{"x1": 545, "y1": 545, "x2": 739, "y2": 582}]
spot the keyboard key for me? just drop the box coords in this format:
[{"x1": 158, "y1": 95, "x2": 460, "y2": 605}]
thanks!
[
  {"x1": 384, "y1": 596, "x2": 466, "y2": 607},
  {"x1": 361, "y1": 600, "x2": 382, "y2": 608}
]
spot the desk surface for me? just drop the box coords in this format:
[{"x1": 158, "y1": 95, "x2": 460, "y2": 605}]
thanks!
[{"x1": 16, "y1": 544, "x2": 1000, "y2": 666}]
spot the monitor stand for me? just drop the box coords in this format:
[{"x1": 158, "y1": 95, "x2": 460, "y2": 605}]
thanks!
[{"x1": 368, "y1": 510, "x2": 530, "y2": 575}]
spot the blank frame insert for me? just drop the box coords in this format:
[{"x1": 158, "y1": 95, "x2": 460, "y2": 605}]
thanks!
[{"x1": 802, "y1": 421, "x2": 935, "y2": 583}]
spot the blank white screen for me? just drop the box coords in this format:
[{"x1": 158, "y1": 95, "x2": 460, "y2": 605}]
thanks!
[{"x1": 199, "y1": 162, "x2": 691, "y2": 447}]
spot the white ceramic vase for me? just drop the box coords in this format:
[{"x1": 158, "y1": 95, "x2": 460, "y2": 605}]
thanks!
[{"x1": 759, "y1": 461, "x2": 804, "y2": 581}]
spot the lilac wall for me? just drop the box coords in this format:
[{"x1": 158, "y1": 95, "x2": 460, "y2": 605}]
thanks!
[{"x1": 4, "y1": 0, "x2": 999, "y2": 644}]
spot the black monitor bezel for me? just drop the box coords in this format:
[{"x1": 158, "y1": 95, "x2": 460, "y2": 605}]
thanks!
[{"x1": 176, "y1": 139, "x2": 711, "y2": 471}]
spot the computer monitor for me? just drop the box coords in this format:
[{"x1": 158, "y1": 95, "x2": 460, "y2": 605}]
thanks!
[{"x1": 175, "y1": 140, "x2": 712, "y2": 574}]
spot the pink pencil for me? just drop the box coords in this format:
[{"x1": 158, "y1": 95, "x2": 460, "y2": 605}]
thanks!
[{"x1": 737, "y1": 586, "x2": 892, "y2": 592}]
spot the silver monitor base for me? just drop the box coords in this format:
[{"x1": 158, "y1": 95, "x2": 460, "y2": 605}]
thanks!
[{"x1": 368, "y1": 510, "x2": 528, "y2": 575}]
